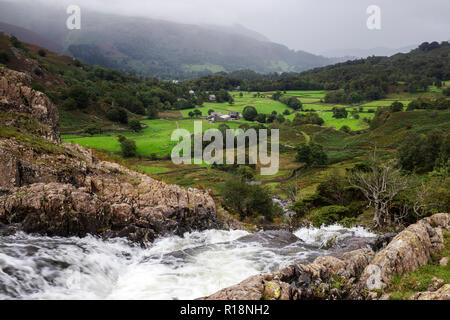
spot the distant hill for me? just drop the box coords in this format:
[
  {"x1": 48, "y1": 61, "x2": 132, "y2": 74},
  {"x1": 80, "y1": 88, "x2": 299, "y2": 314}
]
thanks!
[
  {"x1": 320, "y1": 45, "x2": 417, "y2": 59},
  {"x1": 0, "y1": 22, "x2": 62, "y2": 53},
  {"x1": 0, "y1": 0, "x2": 338, "y2": 79}
]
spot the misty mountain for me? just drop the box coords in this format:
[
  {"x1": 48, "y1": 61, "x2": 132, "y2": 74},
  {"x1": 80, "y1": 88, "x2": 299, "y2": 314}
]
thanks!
[{"x1": 0, "y1": 0, "x2": 338, "y2": 79}]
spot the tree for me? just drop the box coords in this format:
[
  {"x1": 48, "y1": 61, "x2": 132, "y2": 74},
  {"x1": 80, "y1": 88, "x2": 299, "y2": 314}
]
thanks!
[
  {"x1": 62, "y1": 97, "x2": 77, "y2": 110},
  {"x1": 243, "y1": 106, "x2": 258, "y2": 121},
  {"x1": 84, "y1": 125, "x2": 101, "y2": 135},
  {"x1": 255, "y1": 113, "x2": 267, "y2": 123},
  {"x1": 188, "y1": 111, "x2": 195, "y2": 118},
  {"x1": 348, "y1": 157, "x2": 409, "y2": 228},
  {"x1": 398, "y1": 129, "x2": 449, "y2": 173},
  {"x1": 129, "y1": 120, "x2": 142, "y2": 132},
  {"x1": 68, "y1": 85, "x2": 89, "y2": 109},
  {"x1": 219, "y1": 177, "x2": 275, "y2": 221},
  {"x1": 295, "y1": 142, "x2": 328, "y2": 166},
  {"x1": 208, "y1": 109, "x2": 215, "y2": 115},
  {"x1": 390, "y1": 101, "x2": 404, "y2": 113},
  {"x1": 332, "y1": 107, "x2": 348, "y2": 119},
  {"x1": 107, "y1": 107, "x2": 128, "y2": 124},
  {"x1": 147, "y1": 105, "x2": 159, "y2": 119},
  {"x1": 193, "y1": 109, "x2": 202, "y2": 117},
  {"x1": 120, "y1": 138, "x2": 137, "y2": 158},
  {"x1": 38, "y1": 49, "x2": 47, "y2": 57}
]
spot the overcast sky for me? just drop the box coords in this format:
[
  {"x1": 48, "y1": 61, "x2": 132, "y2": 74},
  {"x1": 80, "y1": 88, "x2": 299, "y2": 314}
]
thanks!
[{"x1": 9, "y1": 0, "x2": 450, "y2": 54}]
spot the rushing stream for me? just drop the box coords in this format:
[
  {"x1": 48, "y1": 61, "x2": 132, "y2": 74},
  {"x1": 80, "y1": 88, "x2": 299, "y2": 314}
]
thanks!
[{"x1": 0, "y1": 225, "x2": 374, "y2": 300}]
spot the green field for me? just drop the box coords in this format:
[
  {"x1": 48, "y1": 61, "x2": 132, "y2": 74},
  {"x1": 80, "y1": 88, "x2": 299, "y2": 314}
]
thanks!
[
  {"x1": 63, "y1": 119, "x2": 242, "y2": 157},
  {"x1": 63, "y1": 90, "x2": 384, "y2": 157}
]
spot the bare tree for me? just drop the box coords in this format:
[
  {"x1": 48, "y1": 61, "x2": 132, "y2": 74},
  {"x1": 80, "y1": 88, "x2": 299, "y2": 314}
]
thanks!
[{"x1": 348, "y1": 159, "x2": 409, "y2": 229}]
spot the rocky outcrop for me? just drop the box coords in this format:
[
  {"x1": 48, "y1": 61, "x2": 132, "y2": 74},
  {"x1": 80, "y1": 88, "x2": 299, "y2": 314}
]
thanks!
[
  {"x1": 204, "y1": 214, "x2": 449, "y2": 300},
  {"x1": 351, "y1": 213, "x2": 449, "y2": 298},
  {"x1": 410, "y1": 284, "x2": 450, "y2": 300},
  {"x1": 0, "y1": 67, "x2": 59, "y2": 143},
  {"x1": 204, "y1": 248, "x2": 375, "y2": 300},
  {"x1": 0, "y1": 67, "x2": 220, "y2": 242}
]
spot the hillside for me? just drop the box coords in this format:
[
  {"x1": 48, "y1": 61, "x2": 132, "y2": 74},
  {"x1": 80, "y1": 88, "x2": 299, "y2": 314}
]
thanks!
[{"x1": 0, "y1": 0, "x2": 337, "y2": 79}]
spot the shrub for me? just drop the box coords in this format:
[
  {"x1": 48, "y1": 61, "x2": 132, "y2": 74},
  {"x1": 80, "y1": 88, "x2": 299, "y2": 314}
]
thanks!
[
  {"x1": 38, "y1": 49, "x2": 47, "y2": 57},
  {"x1": 107, "y1": 107, "x2": 128, "y2": 124},
  {"x1": 295, "y1": 142, "x2": 328, "y2": 166},
  {"x1": 390, "y1": 101, "x2": 404, "y2": 112},
  {"x1": 313, "y1": 206, "x2": 350, "y2": 227},
  {"x1": 62, "y1": 98, "x2": 78, "y2": 110},
  {"x1": 120, "y1": 138, "x2": 137, "y2": 158},
  {"x1": 220, "y1": 177, "x2": 276, "y2": 221},
  {"x1": 292, "y1": 112, "x2": 324, "y2": 126},
  {"x1": 129, "y1": 119, "x2": 142, "y2": 132},
  {"x1": 68, "y1": 85, "x2": 89, "y2": 109},
  {"x1": 10, "y1": 36, "x2": 23, "y2": 49},
  {"x1": 332, "y1": 107, "x2": 348, "y2": 119},
  {"x1": 84, "y1": 125, "x2": 101, "y2": 135},
  {"x1": 243, "y1": 106, "x2": 258, "y2": 121}
]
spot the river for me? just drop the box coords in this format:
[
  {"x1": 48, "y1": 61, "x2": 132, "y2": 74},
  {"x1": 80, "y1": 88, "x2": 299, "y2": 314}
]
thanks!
[{"x1": 0, "y1": 224, "x2": 374, "y2": 300}]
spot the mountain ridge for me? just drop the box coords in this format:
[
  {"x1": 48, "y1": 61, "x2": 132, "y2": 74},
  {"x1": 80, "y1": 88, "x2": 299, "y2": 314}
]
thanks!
[{"x1": 0, "y1": 0, "x2": 338, "y2": 79}]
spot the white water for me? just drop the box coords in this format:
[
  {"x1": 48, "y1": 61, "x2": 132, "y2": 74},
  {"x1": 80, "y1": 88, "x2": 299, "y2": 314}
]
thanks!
[{"x1": 0, "y1": 225, "x2": 374, "y2": 300}]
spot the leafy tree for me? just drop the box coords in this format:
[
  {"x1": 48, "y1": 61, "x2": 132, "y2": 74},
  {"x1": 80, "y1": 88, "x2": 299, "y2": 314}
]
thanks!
[
  {"x1": 129, "y1": 120, "x2": 142, "y2": 132},
  {"x1": 295, "y1": 142, "x2": 328, "y2": 166},
  {"x1": 292, "y1": 112, "x2": 324, "y2": 126},
  {"x1": 398, "y1": 129, "x2": 449, "y2": 173},
  {"x1": 332, "y1": 107, "x2": 348, "y2": 119},
  {"x1": 243, "y1": 106, "x2": 258, "y2": 121},
  {"x1": 283, "y1": 109, "x2": 291, "y2": 116},
  {"x1": 120, "y1": 138, "x2": 137, "y2": 158},
  {"x1": 147, "y1": 105, "x2": 159, "y2": 119},
  {"x1": 107, "y1": 107, "x2": 128, "y2": 124},
  {"x1": 255, "y1": 113, "x2": 267, "y2": 123},
  {"x1": 62, "y1": 97, "x2": 77, "y2": 110},
  {"x1": 84, "y1": 125, "x2": 101, "y2": 135},
  {"x1": 220, "y1": 177, "x2": 275, "y2": 221},
  {"x1": 390, "y1": 101, "x2": 404, "y2": 113},
  {"x1": 276, "y1": 115, "x2": 285, "y2": 123},
  {"x1": 68, "y1": 85, "x2": 89, "y2": 109}
]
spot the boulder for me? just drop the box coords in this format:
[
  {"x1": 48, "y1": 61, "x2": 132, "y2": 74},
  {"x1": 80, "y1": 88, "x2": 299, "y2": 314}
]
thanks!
[
  {"x1": 353, "y1": 213, "x2": 449, "y2": 296},
  {"x1": 410, "y1": 284, "x2": 450, "y2": 300}
]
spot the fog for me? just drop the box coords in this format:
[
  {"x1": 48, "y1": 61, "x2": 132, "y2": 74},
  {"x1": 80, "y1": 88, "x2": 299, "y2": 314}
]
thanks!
[{"x1": 3, "y1": 0, "x2": 450, "y2": 54}]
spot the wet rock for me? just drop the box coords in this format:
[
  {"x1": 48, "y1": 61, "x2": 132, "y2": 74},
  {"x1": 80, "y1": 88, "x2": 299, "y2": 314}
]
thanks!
[
  {"x1": 205, "y1": 214, "x2": 450, "y2": 300},
  {"x1": 237, "y1": 230, "x2": 302, "y2": 248}
]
